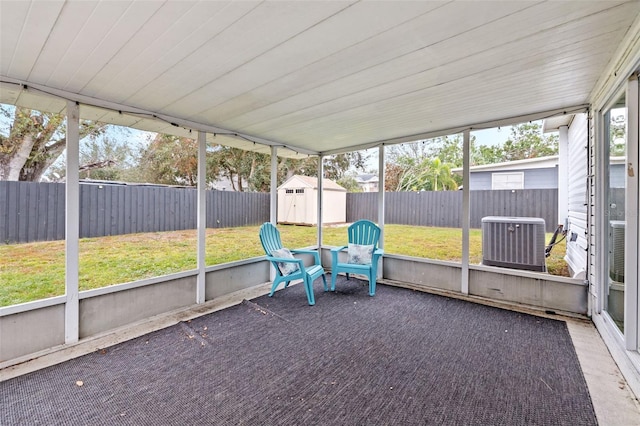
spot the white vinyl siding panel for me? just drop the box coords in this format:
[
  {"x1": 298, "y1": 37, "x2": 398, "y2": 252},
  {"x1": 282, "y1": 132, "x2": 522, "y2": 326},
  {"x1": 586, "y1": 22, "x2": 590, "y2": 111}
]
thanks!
[{"x1": 566, "y1": 113, "x2": 589, "y2": 277}]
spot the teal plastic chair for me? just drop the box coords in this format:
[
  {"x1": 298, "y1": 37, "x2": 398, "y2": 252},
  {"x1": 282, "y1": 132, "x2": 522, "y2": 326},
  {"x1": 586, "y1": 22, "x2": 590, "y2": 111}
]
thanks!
[
  {"x1": 259, "y1": 222, "x2": 327, "y2": 305},
  {"x1": 331, "y1": 220, "x2": 384, "y2": 296}
]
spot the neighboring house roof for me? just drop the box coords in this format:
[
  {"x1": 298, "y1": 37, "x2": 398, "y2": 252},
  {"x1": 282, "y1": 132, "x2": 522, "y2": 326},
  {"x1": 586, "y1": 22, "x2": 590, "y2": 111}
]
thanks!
[
  {"x1": 278, "y1": 175, "x2": 346, "y2": 191},
  {"x1": 452, "y1": 155, "x2": 626, "y2": 175},
  {"x1": 451, "y1": 156, "x2": 559, "y2": 175},
  {"x1": 355, "y1": 174, "x2": 379, "y2": 183}
]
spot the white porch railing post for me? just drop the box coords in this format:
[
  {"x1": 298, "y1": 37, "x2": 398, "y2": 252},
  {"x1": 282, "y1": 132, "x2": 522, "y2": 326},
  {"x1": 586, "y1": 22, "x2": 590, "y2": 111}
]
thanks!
[
  {"x1": 196, "y1": 131, "x2": 207, "y2": 304},
  {"x1": 270, "y1": 146, "x2": 278, "y2": 282},
  {"x1": 65, "y1": 101, "x2": 80, "y2": 344},
  {"x1": 270, "y1": 146, "x2": 278, "y2": 225},
  {"x1": 378, "y1": 146, "x2": 385, "y2": 278},
  {"x1": 317, "y1": 156, "x2": 324, "y2": 249},
  {"x1": 461, "y1": 130, "x2": 471, "y2": 295}
]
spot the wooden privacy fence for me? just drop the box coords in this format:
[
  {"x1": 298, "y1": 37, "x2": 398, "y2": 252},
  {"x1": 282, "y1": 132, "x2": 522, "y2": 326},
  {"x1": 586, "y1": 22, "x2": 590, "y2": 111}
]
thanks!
[
  {"x1": 1, "y1": 181, "x2": 560, "y2": 243},
  {"x1": 0, "y1": 181, "x2": 269, "y2": 243},
  {"x1": 346, "y1": 189, "x2": 559, "y2": 232}
]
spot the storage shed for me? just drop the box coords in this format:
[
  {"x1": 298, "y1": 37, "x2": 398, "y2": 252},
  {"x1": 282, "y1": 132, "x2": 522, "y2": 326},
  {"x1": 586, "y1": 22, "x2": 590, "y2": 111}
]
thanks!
[{"x1": 277, "y1": 175, "x2": 346, "y2": 225}]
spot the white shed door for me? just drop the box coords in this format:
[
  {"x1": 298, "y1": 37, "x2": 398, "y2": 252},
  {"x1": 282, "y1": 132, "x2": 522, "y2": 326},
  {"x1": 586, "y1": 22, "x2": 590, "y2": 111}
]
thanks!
[{"x1": 283, "y1": 188, "x2": 307, "y2": 223}]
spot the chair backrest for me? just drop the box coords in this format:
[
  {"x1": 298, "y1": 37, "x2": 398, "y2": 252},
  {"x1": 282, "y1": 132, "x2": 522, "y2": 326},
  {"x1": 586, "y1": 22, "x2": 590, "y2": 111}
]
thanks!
[
  {"x1": 259, "y1": 222, "x2": 283, "y2": 255},
  {"x1": 348, "y1": 220, "x2": 380, "y2": 247}
]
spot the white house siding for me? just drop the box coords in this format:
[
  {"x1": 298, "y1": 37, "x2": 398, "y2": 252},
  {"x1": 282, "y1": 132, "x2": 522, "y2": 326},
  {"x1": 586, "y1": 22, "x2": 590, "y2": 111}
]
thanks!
[
  {"x1": 566, "y1": 113, "x2": 589, "y2": 279},
  {"x1": 467, "y1": 167, "x2": 558, "y2": 190}
]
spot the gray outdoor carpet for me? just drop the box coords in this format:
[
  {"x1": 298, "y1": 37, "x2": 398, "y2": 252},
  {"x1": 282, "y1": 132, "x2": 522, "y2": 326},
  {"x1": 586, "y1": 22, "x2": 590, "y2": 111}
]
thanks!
[{"x1": 2, "y1": 277, "x2": 597, "y2": 425}]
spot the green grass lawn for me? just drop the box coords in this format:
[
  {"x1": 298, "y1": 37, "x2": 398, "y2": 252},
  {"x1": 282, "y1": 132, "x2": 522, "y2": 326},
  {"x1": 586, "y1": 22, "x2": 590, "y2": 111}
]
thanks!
[{"x1": 0, "y1": 224, "x2": 568, "y2": 307}]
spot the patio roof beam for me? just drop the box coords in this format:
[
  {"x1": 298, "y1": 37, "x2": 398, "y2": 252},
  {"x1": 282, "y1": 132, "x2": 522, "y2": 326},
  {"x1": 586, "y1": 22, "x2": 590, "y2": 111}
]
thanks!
[
  {"x1": 0, "y1": 77, "x2": 320, "y2": 157},
  {"x1": 318, "y1": 104, "x2": 590, "y2": 157}
]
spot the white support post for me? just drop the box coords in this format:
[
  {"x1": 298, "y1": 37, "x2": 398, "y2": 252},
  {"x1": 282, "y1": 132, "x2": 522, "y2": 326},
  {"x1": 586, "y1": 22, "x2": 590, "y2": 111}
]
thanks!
[
  {"x1": 558, "y1": 125, "x2": 569, "y2": 226},
  {"x1": 625, "y1": 74, "x2": 639, "y2": 351},
  {"x1": 65, "y1": 101, "x2": 80, "y2": 344},
  {"x1": 461, "y1": 130, "x2": 471, "y2": 295},
  {"x1": 317, "y1": 156, "x2": 324, "y2": 249},
  {"x1": 270, "y1": 146, "x2": 278, "y2": 282},
  {"x1": 270, "y1": 146, "x2": 278, "y2": 225},
  {"x1": 377, "y1": 146, "x2": 385, "y2": 278},
  {"x1": 196, "y1": 131, "x2": 207, "y2": 304}
]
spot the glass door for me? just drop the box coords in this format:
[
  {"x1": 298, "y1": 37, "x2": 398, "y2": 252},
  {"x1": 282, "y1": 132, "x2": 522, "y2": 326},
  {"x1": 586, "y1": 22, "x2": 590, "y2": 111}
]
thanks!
[
  {"x1": 604, "y1": 96, "x2": 626, "y2": 333},
  {"x1": 603, "y1": 73, "x2": 640, "y2": 352}
]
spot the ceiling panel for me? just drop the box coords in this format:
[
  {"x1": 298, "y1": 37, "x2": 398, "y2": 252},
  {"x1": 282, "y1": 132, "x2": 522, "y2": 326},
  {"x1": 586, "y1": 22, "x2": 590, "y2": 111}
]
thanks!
[
  {"x1": 3, "y1": 1, "x2": 64, "y2": 78},
  {"x1": 228, "y1": 2, "x2": 630, "y2": 135},
  {"x1": 128, "y1": 2, "x2": 352, "y2": 109},
  {"x1": 91, "y1": 1, "x2": 259, "y2": 102},
  {"x1": 0, "y1": 0, "x2": 638, "y2": 158},
  {"x1": 167, "y1": 1, "x2": 448, "y2": 117}
]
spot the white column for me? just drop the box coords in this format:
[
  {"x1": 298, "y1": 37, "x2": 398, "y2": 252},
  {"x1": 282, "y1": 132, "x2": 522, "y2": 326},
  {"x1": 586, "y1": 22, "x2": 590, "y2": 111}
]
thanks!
[
  {"x1": 625, "y1": 74, "x2": 639, "y2": 351},
  {"x1": 270, "y1": 147, "x2": 278, "y2": 282},
  {"x1": 65, "y1": 101, "x2": 80, "y2": 344},
  {"x1": 317, "y1": 156, "x2": 324, "y2": 249},
  {"x1": 377, "y1": 146, "x2": 385, "y2": 278},
  {"x1": 461, "y1": 130, "x2": 471, "y2": 295},
  {"x1": 270, "y1": 146, "x2": 278, "y2": 225},
  {"x1": 196, "y1": 131, "x2": 207, "y2": 304},
  {"x1": 558, "y1": 125, "x2": 569, "y2": 226}
]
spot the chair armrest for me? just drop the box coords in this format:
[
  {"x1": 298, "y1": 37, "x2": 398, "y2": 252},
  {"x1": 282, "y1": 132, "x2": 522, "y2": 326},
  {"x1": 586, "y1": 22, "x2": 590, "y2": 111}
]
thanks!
[
  {"x1": 266, "y1": 256, "x2": 305, "y2": 269},
  {"x1": 330, "y1": 245, "x2": 348, "y2": 253},
  {"x1": 291, "y1": 248, "x2": 321, "y2": 265}
]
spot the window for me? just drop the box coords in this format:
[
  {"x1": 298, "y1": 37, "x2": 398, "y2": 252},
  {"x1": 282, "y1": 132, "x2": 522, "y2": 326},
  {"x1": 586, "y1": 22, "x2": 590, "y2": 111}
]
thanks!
[
  {"x1": 492, "y1": 172, "x2": 524, "y2": 190},
  {"x1": 285, "y1": 189, "x2": 294, "y2": 194},
  {"x1": 295, "y1": 189, "x2": 305, "y2": 194}
]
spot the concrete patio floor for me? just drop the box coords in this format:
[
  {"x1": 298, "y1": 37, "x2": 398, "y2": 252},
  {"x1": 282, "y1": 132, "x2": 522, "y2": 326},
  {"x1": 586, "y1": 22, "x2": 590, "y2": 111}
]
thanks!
[{"x1": 2, "y1": 280, "x2": 639, "y2": 425}]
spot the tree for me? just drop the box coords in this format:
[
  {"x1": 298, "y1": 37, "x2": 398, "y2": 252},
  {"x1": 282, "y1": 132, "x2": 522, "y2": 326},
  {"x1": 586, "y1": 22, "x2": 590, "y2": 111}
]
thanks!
[
  {"x1": 609, "y1": 109, "x2": 626, "y2": 156},
  {"x1": 337, "y1": 174, "x2": 362, "y2": 192},
  {"x1": 207, "y1": 145, "x2": 271, "y2": 192},
  {"x1": 384, "y1": 162, "x2": 404, "y2": 191},
  {"x1": 493, "y1": 122, "x2": 558, "y2": 162},
  {"x1": 0, "y1": 105, "x2": 106, "y2": 181},
  {"x1": 46, "y1": 134, "x2": 137, "y2": 182},
  {"x1": 279, "y1": 152, "x2": 369, "y2": 182},
  {"x1": 396, "y1": 157, "x2": 458, "y2": 191},
  {"x1": 137, "y1": 134, "x2": 198, "y2": 186}
]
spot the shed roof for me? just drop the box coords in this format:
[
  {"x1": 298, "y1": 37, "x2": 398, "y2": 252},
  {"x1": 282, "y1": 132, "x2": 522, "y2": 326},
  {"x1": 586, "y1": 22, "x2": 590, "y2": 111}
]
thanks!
[
  {"x1": 1, "y1": 1, "x2": 639, "y2": 158},
  {"x1": 278, "y1": 175, "x2": 346, "y2": 192}
]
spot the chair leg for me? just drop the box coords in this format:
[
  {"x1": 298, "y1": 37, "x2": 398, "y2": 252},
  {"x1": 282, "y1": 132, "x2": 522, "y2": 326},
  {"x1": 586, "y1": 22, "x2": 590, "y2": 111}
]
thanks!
[
  {"x1": 369, "y1": 269, "x2": 376, "y2": 296},
  {"x1": 304, "y1": 276, "x2": 315, "y2": 306},
  {"x1": 269, "y1": 279, "x2": 280, "y2": 297},
  {"x1": 321, "y1": 273, "x2": 328, "y2": 292},
  {"x1": 331, "y1": 270, "x2": 337, "y2": 291}
]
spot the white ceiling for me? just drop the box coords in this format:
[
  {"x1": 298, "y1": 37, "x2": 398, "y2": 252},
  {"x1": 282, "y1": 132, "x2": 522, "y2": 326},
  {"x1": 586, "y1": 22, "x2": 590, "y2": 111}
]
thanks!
[{"x1": 1, "y1": 1, "x2": 639, "y2": 158}]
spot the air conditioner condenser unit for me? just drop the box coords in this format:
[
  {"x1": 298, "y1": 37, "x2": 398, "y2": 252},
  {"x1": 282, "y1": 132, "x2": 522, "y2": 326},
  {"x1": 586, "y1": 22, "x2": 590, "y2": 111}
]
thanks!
[
  {"x1": 482, "y1": 216, "x2": 546, "y2": 272},
  {"x1": 609, "y1": 220, "x2": 625, "y2": 283}
]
